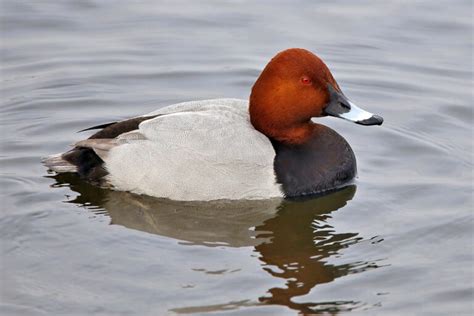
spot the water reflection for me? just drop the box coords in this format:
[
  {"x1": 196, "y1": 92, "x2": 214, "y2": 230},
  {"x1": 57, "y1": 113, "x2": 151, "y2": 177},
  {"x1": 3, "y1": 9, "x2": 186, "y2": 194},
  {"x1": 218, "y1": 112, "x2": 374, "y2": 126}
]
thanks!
[
  {"x1": 255, "y1": 190, "x2": 371, "y2": 314},
  {"x1": 50, "y1": 173, "x2": 379, "y2": 314}
]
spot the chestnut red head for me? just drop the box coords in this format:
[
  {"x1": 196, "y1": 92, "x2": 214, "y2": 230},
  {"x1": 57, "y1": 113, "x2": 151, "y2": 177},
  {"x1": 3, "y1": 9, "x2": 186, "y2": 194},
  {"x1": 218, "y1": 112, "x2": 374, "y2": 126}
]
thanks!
[{"x1": 249, "y1": 48, "x2": 382, "y2": 144}]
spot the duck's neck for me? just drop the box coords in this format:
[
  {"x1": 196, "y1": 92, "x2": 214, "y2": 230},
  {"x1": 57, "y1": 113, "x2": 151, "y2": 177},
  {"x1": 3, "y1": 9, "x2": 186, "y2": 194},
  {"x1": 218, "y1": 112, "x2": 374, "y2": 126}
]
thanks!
[
  {"x1": 250, "y1": 113, "x2": 316, "y2": 145},
  {"x1": 249, "y1": 98, "x2": 319, "y2": 145},
  {"x1": 270, "y1": 124, "x2": 316, "y2": 145}
]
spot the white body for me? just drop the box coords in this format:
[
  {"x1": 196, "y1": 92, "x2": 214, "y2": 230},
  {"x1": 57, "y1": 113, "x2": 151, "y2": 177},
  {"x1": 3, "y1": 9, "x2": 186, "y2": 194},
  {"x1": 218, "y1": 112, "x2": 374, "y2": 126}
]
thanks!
[{"x1": 93, "y1": 99, "x2": 282, "y2": 201}]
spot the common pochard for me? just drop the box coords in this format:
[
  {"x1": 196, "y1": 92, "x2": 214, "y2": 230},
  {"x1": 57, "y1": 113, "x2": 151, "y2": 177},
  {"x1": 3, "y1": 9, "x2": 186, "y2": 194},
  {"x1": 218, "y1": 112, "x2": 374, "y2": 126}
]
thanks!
[{"x1": 44, "y1": 48, "x2": 383, "y2": 200}]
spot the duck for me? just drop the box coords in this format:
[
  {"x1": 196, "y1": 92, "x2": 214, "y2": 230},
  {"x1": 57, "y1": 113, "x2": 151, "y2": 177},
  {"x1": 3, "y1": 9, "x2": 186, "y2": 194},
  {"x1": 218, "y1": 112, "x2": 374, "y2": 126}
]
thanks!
[{"x1": 44, "y1": 48, "x2": 383, "y2": 201}]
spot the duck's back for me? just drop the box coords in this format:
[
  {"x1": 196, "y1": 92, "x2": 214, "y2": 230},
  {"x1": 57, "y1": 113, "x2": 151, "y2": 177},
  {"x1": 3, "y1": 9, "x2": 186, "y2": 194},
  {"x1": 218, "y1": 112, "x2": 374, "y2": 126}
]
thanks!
[{"x1": 83, "y1": 99, "x2": 282, "y2": 201}]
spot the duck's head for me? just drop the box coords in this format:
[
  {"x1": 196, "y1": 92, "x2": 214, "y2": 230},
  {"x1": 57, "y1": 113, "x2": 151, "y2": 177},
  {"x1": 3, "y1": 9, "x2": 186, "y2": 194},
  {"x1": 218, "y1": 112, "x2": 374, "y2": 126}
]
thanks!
[{"x1": 249, "y1": 48, "x2": 383, "y2": 144}]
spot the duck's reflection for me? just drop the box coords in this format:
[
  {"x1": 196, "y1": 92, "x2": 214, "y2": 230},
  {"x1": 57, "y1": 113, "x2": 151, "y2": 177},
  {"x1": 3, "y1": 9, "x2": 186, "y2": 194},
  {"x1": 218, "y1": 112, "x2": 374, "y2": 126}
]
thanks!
[
  {"x1": 50, "y1": 173, "x2": 378, "y2": 314},
  {"x1": 255, "y1": 189, "x2": 367, "y2": 313}
]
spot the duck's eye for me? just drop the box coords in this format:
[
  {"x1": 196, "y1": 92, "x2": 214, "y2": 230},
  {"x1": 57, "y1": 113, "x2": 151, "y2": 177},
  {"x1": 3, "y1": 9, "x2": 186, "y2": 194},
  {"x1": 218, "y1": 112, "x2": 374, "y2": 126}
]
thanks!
[{"x1": 300, "y1": 76, "x2": 312, "y2": 85}]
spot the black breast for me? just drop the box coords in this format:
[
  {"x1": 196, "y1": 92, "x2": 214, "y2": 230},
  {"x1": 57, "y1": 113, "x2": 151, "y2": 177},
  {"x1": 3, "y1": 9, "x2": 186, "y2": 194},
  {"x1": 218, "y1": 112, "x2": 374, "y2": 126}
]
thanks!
[{"x1": 272, "y1": 125, "x2": 356, "y2": 198}]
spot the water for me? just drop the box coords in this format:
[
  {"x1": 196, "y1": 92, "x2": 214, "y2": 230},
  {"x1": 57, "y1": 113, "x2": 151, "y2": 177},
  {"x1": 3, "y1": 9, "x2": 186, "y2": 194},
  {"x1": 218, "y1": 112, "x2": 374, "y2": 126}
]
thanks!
[{"x1": 1, "y1": 0, "x2": 472, "y2": 315}]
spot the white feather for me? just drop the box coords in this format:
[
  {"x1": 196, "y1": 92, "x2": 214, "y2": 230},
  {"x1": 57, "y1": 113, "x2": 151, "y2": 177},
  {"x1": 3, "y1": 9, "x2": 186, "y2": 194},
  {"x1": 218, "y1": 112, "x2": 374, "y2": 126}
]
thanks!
[{"x1": 102, "y1": 99, "x2": 282, "y2": 201}]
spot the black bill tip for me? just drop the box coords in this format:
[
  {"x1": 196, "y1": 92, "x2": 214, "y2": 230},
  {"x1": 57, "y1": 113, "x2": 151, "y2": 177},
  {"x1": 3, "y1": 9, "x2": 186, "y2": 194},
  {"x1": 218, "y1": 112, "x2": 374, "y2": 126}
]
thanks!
[{"x1": 357, "y1": 114, "x2": 384, "y2": 126}]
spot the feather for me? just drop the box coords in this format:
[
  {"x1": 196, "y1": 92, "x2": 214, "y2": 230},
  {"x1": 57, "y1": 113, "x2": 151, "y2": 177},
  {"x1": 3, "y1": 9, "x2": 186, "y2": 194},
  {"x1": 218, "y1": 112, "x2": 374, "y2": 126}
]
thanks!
[
  {"x1": 77, "y1": 122, "x2": 117, "y2": 133},
  {"x1": 42, "y1": 153, "x2": 77, "y2": 173},
  {"x1": 75, "y1": 139, "x2": 121, "y2": 160}
]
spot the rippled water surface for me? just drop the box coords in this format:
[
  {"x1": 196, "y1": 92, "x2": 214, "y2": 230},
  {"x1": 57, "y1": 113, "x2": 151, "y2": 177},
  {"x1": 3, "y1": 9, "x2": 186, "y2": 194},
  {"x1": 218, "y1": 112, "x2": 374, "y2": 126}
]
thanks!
[{"x1": 1, "y1": 1, "x2": 473, "y2": 315}]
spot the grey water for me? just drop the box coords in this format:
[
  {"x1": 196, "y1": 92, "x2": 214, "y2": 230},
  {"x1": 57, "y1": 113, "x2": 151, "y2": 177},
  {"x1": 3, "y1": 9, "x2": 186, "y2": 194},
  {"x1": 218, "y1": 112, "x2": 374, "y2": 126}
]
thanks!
[{"x1": 1, "y1": 1, "x2": 472, "y2": 315}]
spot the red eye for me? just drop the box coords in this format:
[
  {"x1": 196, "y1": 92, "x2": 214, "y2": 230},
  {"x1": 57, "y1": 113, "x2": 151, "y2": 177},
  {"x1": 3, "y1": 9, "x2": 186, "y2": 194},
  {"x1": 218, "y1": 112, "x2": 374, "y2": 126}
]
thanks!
[{"x1": 301, "y1": 76, "x2": 312, "y2": 85}]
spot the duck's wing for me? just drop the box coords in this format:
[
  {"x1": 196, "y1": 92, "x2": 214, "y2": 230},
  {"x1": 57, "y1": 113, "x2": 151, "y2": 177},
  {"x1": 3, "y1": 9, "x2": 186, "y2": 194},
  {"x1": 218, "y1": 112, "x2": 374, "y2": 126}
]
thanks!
[
  {"x1": 73, "y1": 98, "x2": 250, "y2": 160},
  {"x1": 101, "y1": 99, "x2": 281, "y2": 200}
]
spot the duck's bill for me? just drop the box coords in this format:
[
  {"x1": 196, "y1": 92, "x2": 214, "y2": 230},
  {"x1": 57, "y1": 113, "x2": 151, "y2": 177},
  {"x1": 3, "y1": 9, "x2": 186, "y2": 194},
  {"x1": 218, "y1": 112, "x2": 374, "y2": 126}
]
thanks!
[
  {"x1": 335, "y1": 100, "x2": 383, "y2": 126},
  {"x1": 323, "y1": 85, "x2": 383, "y2": 126}
]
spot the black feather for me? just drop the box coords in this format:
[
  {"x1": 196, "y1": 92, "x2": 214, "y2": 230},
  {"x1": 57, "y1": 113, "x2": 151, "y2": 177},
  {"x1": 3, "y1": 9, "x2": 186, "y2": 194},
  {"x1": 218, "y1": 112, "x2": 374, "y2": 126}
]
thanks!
[{"x1": 78, "y1": 122, "x2": 118, "y2": 133}]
